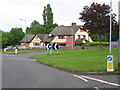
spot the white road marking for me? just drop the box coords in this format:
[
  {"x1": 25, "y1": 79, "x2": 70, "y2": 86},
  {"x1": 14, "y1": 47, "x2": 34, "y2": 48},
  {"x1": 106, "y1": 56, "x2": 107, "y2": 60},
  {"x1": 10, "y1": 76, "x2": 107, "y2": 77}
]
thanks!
[
  {"x1": 73, "y1": 74, "x2": 88, "y2": 82},
  {"x1": 82, "y1": 75, "x2": 120, "y2": 87}
]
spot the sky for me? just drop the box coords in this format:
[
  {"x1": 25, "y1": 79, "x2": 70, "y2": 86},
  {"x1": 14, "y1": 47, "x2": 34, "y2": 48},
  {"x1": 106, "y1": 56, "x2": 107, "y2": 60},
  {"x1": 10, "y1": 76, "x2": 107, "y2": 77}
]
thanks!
[{"x1": 0, "y1": 0, "x2": 120, "y2": 32}]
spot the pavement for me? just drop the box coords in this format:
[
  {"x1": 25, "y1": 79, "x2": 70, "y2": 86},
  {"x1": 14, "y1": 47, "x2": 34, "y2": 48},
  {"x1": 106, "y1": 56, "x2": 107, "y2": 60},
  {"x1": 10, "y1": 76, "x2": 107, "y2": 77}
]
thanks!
[{"x1": 2, "y1": 52, "x2": 120, "y2": 88}]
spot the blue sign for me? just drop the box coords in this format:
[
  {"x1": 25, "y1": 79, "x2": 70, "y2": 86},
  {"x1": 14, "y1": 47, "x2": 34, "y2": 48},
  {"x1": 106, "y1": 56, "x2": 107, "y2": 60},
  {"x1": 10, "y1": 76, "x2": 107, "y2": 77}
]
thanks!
[
  {"x1": 107, "y1": 55, "x2": 113, "y2": 62},
  {"x1": 49, "y1": 44, "x2": 53, "y2": 49}
]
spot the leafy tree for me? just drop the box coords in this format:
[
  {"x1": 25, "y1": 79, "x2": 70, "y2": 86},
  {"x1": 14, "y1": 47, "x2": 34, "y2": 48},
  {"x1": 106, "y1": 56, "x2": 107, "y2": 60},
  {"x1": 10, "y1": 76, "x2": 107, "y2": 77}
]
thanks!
[
  {"x1": 9, "y1": 28, "x2": 25, "y2": 45},
  {"x1": 26, "y1": 27, "x2": 32, "y2": 34},
  {"x1": 45, "y1": 23, "x2": 58, "y2": 34},
  {"x1": 79, "y1": 2, "x2": 117, "y2": 47},
  {"x1": 30, "y1": 20, "x2": 40, "y2": 28},
  {"x1": 42, "y1": 4, "x2": 53, "y2": 28},
  {"x1": 2, "y1": 32, "x2": 10, "y2": 47},
  {"x1": 112, "y1": 24, "x2": 119, "y2": 41},
  {"x1": 42, "y1": 6, "x2": 47, "y2": 27},
  {"x1": 30, "y1": 25, "x2": 46, "y2": 34},
  {"x1": 26, "y1": 25, "x2": 46, "y2": 34},
  {"x1": 46, "y1": 4, "x2": 53, "y2": 27}
]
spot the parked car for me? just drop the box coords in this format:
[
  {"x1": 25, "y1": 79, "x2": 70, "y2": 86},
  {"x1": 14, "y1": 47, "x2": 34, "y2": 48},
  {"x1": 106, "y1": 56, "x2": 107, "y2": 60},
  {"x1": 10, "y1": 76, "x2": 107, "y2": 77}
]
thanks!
[
  {"x1": 4, "y1": 47, "x2": 16, "y2": 50},
  {"x1": 30, "y1": 46, "x2": 46, "y2": 49},
  {"x1": 17, "y1": 46, "x2": 26, "y2": 49}
]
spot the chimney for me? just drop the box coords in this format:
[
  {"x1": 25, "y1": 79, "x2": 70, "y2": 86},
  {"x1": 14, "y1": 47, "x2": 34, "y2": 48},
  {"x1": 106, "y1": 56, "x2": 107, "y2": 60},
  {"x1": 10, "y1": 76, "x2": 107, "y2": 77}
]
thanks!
[{"x1": 71, "y1": 23, "x2": 76, "y2": 26}]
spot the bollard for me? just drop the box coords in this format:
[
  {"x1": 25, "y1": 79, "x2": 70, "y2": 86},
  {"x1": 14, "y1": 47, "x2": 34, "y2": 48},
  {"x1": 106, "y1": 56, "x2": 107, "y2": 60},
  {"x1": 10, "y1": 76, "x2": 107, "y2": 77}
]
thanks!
[
  {"x1": 4, "y1": 49, "x2": 7, "y2": 52},
  {"x1": 15, "y1": 49, "x2": 18, "y2": 54}
]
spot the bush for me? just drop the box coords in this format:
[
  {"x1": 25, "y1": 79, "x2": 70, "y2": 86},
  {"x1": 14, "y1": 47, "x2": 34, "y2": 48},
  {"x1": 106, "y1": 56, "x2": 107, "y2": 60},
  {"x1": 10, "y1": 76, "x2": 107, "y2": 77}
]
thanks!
[
  {"x1": 83, "y1": 42, "x2": 109, "y2": 46},
  {"x1": 76, "y1": 40, "x2": 84, "y2": 46}
]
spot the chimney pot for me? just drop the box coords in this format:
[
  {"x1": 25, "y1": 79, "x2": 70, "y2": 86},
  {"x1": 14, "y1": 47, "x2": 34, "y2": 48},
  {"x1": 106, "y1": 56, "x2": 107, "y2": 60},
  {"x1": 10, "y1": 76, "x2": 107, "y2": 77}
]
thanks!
[{"x1": 72, "y1": 23, "x2": 76, "y2": 26}]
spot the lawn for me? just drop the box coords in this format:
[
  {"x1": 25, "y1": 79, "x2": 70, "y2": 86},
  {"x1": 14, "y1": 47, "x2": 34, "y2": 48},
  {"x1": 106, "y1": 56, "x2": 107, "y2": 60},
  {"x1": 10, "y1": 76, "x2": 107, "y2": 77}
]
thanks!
[
  {"x1": 3, "y1": 50, "x2": 47, "y2": 54},
  {"x1": 31, "y1": 48, "x2": 119, "y2": 72}
]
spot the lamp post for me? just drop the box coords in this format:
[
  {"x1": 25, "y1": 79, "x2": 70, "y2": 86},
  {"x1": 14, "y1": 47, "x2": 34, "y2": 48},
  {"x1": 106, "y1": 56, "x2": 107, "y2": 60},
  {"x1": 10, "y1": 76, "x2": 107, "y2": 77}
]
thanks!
[
  {"x1": 118, "y1": 1, "x2": 120, "y2": 65},
  {"x1": 109, "y1": 0, "x2": 112, "y2": 55},
  {"x1": 107, "y1": 0, "x2": 114, "y2": 72},
  {"x1": 71, "y1": 29, "x2": 74, "y2": 50},
  {"x1": 20, "y1": 19, "x2": 26, "y2": 49}
]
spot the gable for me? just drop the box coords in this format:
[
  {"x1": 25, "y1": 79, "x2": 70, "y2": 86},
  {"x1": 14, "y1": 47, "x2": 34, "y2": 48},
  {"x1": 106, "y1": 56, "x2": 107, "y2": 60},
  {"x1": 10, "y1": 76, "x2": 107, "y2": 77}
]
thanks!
[
  {"x1": 21, "y1": 34, "x2": 35, "y2": 43},
  {"x1": 31, "y1": 35, "x2": 41, "y2": 43}
]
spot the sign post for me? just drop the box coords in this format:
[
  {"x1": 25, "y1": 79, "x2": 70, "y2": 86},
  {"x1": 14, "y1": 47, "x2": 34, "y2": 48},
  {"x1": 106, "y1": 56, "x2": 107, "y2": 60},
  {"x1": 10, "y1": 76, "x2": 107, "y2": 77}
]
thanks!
[
  {"x1": 49, "y1": 44, "x2": 53, "y2": 55},
  {"x1": 46, "y1": 44, "x2": 49, "y2": 53},
  {"x1": 53, "y1": 43, "x2": 59, "y2": 54},
  {"x1": 107, "y1": 55, "x2": 114, "y2": 72},
  {"x1": 107, "y1": 0, "x2": 114, "y2": 72}
]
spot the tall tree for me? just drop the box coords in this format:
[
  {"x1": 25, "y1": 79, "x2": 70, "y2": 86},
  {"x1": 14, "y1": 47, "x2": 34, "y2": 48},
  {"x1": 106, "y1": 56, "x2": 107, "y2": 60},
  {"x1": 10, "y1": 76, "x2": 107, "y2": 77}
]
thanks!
[
  {"x1": 42, "y1": 6, "x2": 47, "y2": 27},
  {"x1": 46, "y1": 4, "x2": 53, "y2": 27},
  {"x1": 79, "y1": 2, "x2": 117, "y2": 47},
  {"x1": 42, "y1": 4, "x2": 53, "y2": 28}
]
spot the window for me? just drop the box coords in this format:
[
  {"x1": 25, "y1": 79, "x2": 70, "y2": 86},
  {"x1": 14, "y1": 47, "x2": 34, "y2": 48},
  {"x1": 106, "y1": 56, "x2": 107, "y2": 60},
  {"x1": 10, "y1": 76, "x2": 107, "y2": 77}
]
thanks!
[
  {"x1": 69, "y1": 35, "x2": 72, "y2": 38},
  {"x1": 34, "y1": 43, "x2": 40, "y2": 46},
  {"x1": 78, "y1": 35, "x2": 80, "y2": 39},
  {"x1": 83, "y1": 35, "x2": 86, "y2": 39},
  {"x1": 78, "y1": 35, "x2": 86, "y2": 39},
  {"x1": 58, "y1": 35, "x2": 66, "y2": 39}
]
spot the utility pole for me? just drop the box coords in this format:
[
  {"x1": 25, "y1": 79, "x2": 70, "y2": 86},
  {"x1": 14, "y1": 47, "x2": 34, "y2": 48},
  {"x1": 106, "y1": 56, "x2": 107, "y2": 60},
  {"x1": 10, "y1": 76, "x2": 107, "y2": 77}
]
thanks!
[
  {"x1": 71, "y1": 29, "x2": 73, "y2": 50},
  {"x1": 118, "y1": 1, "x2": 120, "y2": 65},
  {"x1": 107, "y1": 0, "x2": 114, "y2": 72},
  {"x1": 109, "y1": 0, "x2": 112, "y2": 55},
  {"x1": 20, "y1": 19, "x2": 27, "y2": 50}
]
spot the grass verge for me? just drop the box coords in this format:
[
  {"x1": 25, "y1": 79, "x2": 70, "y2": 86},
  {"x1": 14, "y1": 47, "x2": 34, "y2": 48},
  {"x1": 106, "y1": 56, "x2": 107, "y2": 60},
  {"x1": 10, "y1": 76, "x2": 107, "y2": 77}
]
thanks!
[{"x1": 31, "y1": 48, "x2": 119, "y2": 72}]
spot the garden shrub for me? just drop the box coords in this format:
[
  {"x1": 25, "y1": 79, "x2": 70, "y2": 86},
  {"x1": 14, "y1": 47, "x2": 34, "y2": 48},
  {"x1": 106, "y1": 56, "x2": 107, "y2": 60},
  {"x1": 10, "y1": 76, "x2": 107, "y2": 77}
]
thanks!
[{"x1": 83, "y1": 42, "x2": 109, "y2": 46}]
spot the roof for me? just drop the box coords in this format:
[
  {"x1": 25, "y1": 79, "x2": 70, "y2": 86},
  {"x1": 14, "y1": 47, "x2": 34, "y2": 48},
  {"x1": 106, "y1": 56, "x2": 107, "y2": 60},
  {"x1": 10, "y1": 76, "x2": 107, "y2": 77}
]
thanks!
[
  {"x1": 37, "y1": 34, "x2": 47, "y2": 41},
  {"x1": 21, "y1": 34, "x2": 54, "y2": 43},
  {"x1": 50, "y1": 26, "x2": 81, "y2": 35},
  {"x1": 43, "y1": 34, "x2": 55, "y2": 42},
  {"x1": 21, "y1": 34, "x2": 35, "y2": 43}
]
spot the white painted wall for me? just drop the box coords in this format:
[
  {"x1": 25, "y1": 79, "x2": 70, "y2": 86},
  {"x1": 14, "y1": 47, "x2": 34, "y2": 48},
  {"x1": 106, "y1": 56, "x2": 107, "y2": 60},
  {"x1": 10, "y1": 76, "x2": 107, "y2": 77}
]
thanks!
[
  {"x1": 51, "y1": 36, "x2": 66, "y2": 43},
  {"x1": 75, "y1": 29, "x2": 93, "y2": 42}
]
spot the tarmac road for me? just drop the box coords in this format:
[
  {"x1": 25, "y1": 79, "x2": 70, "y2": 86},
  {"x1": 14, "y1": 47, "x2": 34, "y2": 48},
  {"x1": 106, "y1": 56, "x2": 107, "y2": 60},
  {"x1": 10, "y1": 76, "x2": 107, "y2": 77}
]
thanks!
[{"x1": 2, "y1": 52, "x2": 120, "y2": 89}]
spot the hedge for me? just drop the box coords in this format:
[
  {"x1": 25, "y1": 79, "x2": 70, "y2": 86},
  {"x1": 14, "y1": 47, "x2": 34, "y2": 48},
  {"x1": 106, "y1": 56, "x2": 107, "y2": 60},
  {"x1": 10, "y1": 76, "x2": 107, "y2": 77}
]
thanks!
[{"x1": 83, "y1": 42, "x2": 109, "y2": 46}]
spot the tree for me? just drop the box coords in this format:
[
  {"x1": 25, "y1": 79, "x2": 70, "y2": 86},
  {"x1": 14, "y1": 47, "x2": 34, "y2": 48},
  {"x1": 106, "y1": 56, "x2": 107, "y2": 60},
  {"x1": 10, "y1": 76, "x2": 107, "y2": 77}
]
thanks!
[
  {"x1": 42, "y1": 6, "x2": 47, "y2": 27},
  {"x1": 79, "y1": 2, "x2": 117, "y2": 47},
  {"x1": 30, "y1": 20, "x2": 40, "y2": 28},
  {"x1": 9, "y1": 28, "x2": 25, "y2": 45},
  {"x1": 42, "y1": 4, "x2": 53, "y2": 28},
  {"x1": 112, "y1": 24, "x2": 119, "y2": 41},
  {"x1": 2, "y1": 32, "x2": 11, "y2": 47},
  {"x1": 30, "y1": 25, "x2": 46, "y2": 34},
  {"x1": 26, "y1": 25, "x2": 46, "y2": 34}
]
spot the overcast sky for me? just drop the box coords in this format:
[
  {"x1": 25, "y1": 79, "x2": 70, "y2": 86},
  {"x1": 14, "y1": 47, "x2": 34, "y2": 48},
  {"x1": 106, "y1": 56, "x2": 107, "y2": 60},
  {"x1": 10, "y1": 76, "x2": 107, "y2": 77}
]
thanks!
[{"x1": 0, "y1": 0, "x2": 119, "y2": 32}]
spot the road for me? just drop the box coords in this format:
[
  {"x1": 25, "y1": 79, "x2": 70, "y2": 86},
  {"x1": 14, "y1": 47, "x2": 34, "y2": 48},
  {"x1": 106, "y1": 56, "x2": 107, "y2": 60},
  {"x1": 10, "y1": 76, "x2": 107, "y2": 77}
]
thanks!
[{"x1": 2, "y1": 52, "x2": 120, "y2": 89}]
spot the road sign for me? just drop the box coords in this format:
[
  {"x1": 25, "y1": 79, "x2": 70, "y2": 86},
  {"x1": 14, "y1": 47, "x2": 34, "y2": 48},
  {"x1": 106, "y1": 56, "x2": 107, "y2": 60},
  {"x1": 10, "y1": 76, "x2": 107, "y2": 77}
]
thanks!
[
  {"x1": 49, "y1": 44, "x2": 53, "y2": 49},
  {"x1": 53, "y1": 43, "x2": 59, "y2": 50},
  {"x1": 46, "y1": 44, "x2": 53, "y2": 50},
  {"x1": 46, "y1": 44, "x2": 49, "y2": 50},
  {"x1": 107, "y1": 55, "x2": 114, "y2": 72}
]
